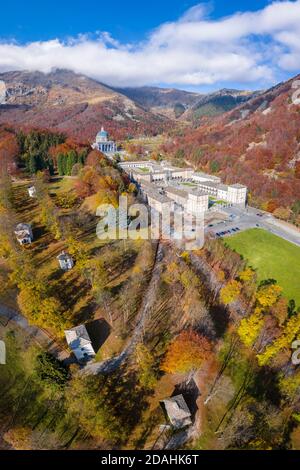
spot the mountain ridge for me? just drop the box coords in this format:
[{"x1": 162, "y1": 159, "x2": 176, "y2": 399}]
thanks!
[{"x1": 165, "y1": 73, "x2": 300, "y2": 221}]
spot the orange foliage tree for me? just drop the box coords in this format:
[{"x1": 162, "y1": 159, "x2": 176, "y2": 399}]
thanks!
[{"x1": 161, "y1": 330, "x2": 211, "y2": 374}]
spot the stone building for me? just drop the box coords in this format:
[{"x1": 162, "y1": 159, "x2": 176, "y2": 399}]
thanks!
[
  {"x1": 92, "y1": 127, "x2": 117, "y2": 153},
  {"x1": 161, "y1": 395, "x2": 192, "y2": 429},
  {"x1": 57, "y1": 251, "x2": 74, "y2": 271},
  {"x1": 65, "y1": 325, "x2": 96, "y2": 363},
  {"x1": 28, "y1": 186, "x2": 37, "y2": 198},
  {"x1": 14, "y1": 223, "x2": 33, "y2": 245}
]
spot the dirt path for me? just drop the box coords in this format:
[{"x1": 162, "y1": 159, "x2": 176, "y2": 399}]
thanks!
[
  {"x1": 0, "y1": 303, "x2": 74, "y2": 364},
  {"x1": 81, "y1": 242, "x2": 164, "y2": 375}
]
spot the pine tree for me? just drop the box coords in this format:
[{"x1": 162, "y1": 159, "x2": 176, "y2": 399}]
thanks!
[
  {"x1": 66, "y1": 150, "x2": 77, "y2": 175},
  {"x1": 28, "y1": 154, "x2": 37, "y2": 174},
  {"x1": 57, "y1": 154, "x2": 65, "y2": 176}
]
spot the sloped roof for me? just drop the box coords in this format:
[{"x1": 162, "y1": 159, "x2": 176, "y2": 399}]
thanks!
[
  {"x1": 161, "y1": 395, "x2": 192, "y2": 428},
  {"x1": 15, "y1": 223, "x2": 31, "y2": 232},
  {"x1": 57, "y1": 251, "x2": 73, "y2": 261},
  {"x1": 65, "y1": 325, "x2": 92, "y2": 350}
]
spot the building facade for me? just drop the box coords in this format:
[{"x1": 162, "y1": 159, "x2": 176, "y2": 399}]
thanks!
[
  {"x1": 120, "y1": 160, "x2": 248, "y2": 210},
  {"x1": 65, "y1": 325, "x2": 95, "y2": 363},
  {"x1": 57, "y1": 251, "x2": 74, "y2": 271},
  {"x1": 28, "y1": 186, "x2": 37, "y2": 198},
  {"x1": 92, "y1": 127, "x2": 117, "y2": 153},
  {"x1": 14, "y1": 223, "x2": 33, "y2": 245}
]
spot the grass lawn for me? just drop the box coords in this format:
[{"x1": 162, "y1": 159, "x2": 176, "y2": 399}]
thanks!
[
  {"x1": 209, "y1": 197, "x2": 226, "y2": 205},
  {"x1": 225, "y1": 228, "x2": 300, "y2": 307}
]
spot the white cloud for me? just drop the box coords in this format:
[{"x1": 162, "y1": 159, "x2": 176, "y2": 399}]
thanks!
[{"x1": 0, "y1": 1, "x2": 299, "y2": 88}]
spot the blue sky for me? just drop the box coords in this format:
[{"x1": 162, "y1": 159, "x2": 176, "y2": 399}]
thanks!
[
  {"x1": 1, "y1": 1, "x2": 271, "y2": 43},
  {"x1": 0, "y1": 1, "x2": 299, "y2": 91}
]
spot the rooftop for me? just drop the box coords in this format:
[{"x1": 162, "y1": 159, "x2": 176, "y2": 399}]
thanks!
[
  {"x1": 230, "y1": 183, "x2": 247, "y2": 189},
  {"x1": 57, "y1": 251, "x2": 73, "y2": 261},
  {"x1": 15, "y1": 223, "x2": 31, "y2": 232},
  {"x1": 165, "y1": 186, "x2": 188, "y2": 198},
  {"x1": 197, "y1": 181, "x2": 219, "y2": 188},
  {"x1": 193, "y1": 171, "x2": 220, "y2": 180},
  {"x1": 161, "y1": 395, "x2": 192, "y2": 429},
  {"x1": 65, "y1": 325, "x2": 92, "y2": 350},
  {"x1": 218, "y1": 183, "x2": 230, "y2": 191},
  {"x1": 147, "y1": 190, "x2": 173, "y2": 204}
]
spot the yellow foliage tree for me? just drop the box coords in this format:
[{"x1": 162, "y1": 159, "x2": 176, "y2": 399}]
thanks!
[
  {"x1": 256, "y1": 284, "x2": 282, "y2": 308},
  {"x1": 238, "y1": 308, "x2": 264, "y2": 348},
  {"x1": 257, "y1": 314, "x2": 300, "y2": 366},
  {"x1": 279, "y1": 369, "x2": 300, "y2": 399},
  {"x1": 4, "y1": 427, "x2": 32, "y2": 450},
  {"x1": 66, "y1": 236, "x2": 89, "y2": 272}
]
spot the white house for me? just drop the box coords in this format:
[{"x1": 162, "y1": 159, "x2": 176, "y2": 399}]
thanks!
[
  {"x1": 14, "y1": 223, "x2": 33, "y2": 245},
  {"x1": 65, "y1": 325, "x2": 95, "y2": 363},
  {"x1": 28, "y1": 186, "x2": 37, "y2": 198},
  {"x1": 0, "y1": 340, "x2": 5, "y2": 365},
  {"x1": 57, "y1": 251, "x2": 74, "y2": 271},
  {"x1": 161, "y1": 395, "x2": 192, "y2": 429}
]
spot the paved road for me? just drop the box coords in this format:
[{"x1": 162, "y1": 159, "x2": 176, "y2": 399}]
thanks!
[
  {"x1": 0, "y1": 303, "x2": 74, "y2": 365},
  {"x1": 206, "y1": 206, "x2": 300, "y2": 247}
]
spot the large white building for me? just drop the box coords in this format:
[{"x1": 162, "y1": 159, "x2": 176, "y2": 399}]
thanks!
[
  {"x1": 119, "y1": 161, "x2": 194, "y2": 184},
  {"x1": 92, "y1": 127, "x2": 117, "y2": 153},
  {"x1": 165, "y1": 186, "x2": 209, "y2": 216},
  {"x1": 192, "y1": 180, "x2": 247, "y2": 205}
]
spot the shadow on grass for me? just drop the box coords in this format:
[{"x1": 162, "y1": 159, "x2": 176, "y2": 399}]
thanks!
[
  {"x1": 86, "y1": 318, "x2": 111, "y2": 354},
  {"x1": 209, "y1": 305, "x2": 230, "y2": 339},
  {"x1": 172, "y1": 378, "x2": 200, "y2": 421}
]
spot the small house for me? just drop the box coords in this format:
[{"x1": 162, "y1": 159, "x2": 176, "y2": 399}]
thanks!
[
  {"x1": 57, "y1": 251, "x2": 74, "y2": 271},
  {"x1": 161, "y1": 395, "x2": 192, "y2": 429},
  {"x1": 14, "y1": 223, "x2": 33, "y2": 245},
  {"x1": 28, "y1": 186, "x2": 37, "y2": 198},
  {"x1": 0, "y1": 340, "x2": 6, "y2": 365},
  {"x1": 65, "y1": 325, "x2": 96, "y2": 363}
]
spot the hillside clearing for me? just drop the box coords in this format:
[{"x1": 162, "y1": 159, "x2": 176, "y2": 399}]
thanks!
[{"x1": 225, "y1": 228, "x2": 300, "y2": 306}]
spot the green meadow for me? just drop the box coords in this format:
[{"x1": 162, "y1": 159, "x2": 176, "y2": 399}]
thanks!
[{"x1": 225, "y1": 228, "x2": 300, "y2": 307}]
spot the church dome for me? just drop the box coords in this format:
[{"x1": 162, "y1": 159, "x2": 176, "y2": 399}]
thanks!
[{"x1": 96, "y1": 127, "x2": 108, "y2": 142}]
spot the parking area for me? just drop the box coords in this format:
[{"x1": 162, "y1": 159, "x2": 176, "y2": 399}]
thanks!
[{"x1": 205, "y1": 206, "x2": 300, "y2": 247}]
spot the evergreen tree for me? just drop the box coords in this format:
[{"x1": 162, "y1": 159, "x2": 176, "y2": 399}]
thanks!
[
  {"x1": 28, "y1": 154, "x2": 37, "y2": 174},
  {"x1": 57, "y1": 154, "x2": 65, "y2": 176},
  {"x1": 66, "y1": 150, "x2": 77, "y2": 175}
]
